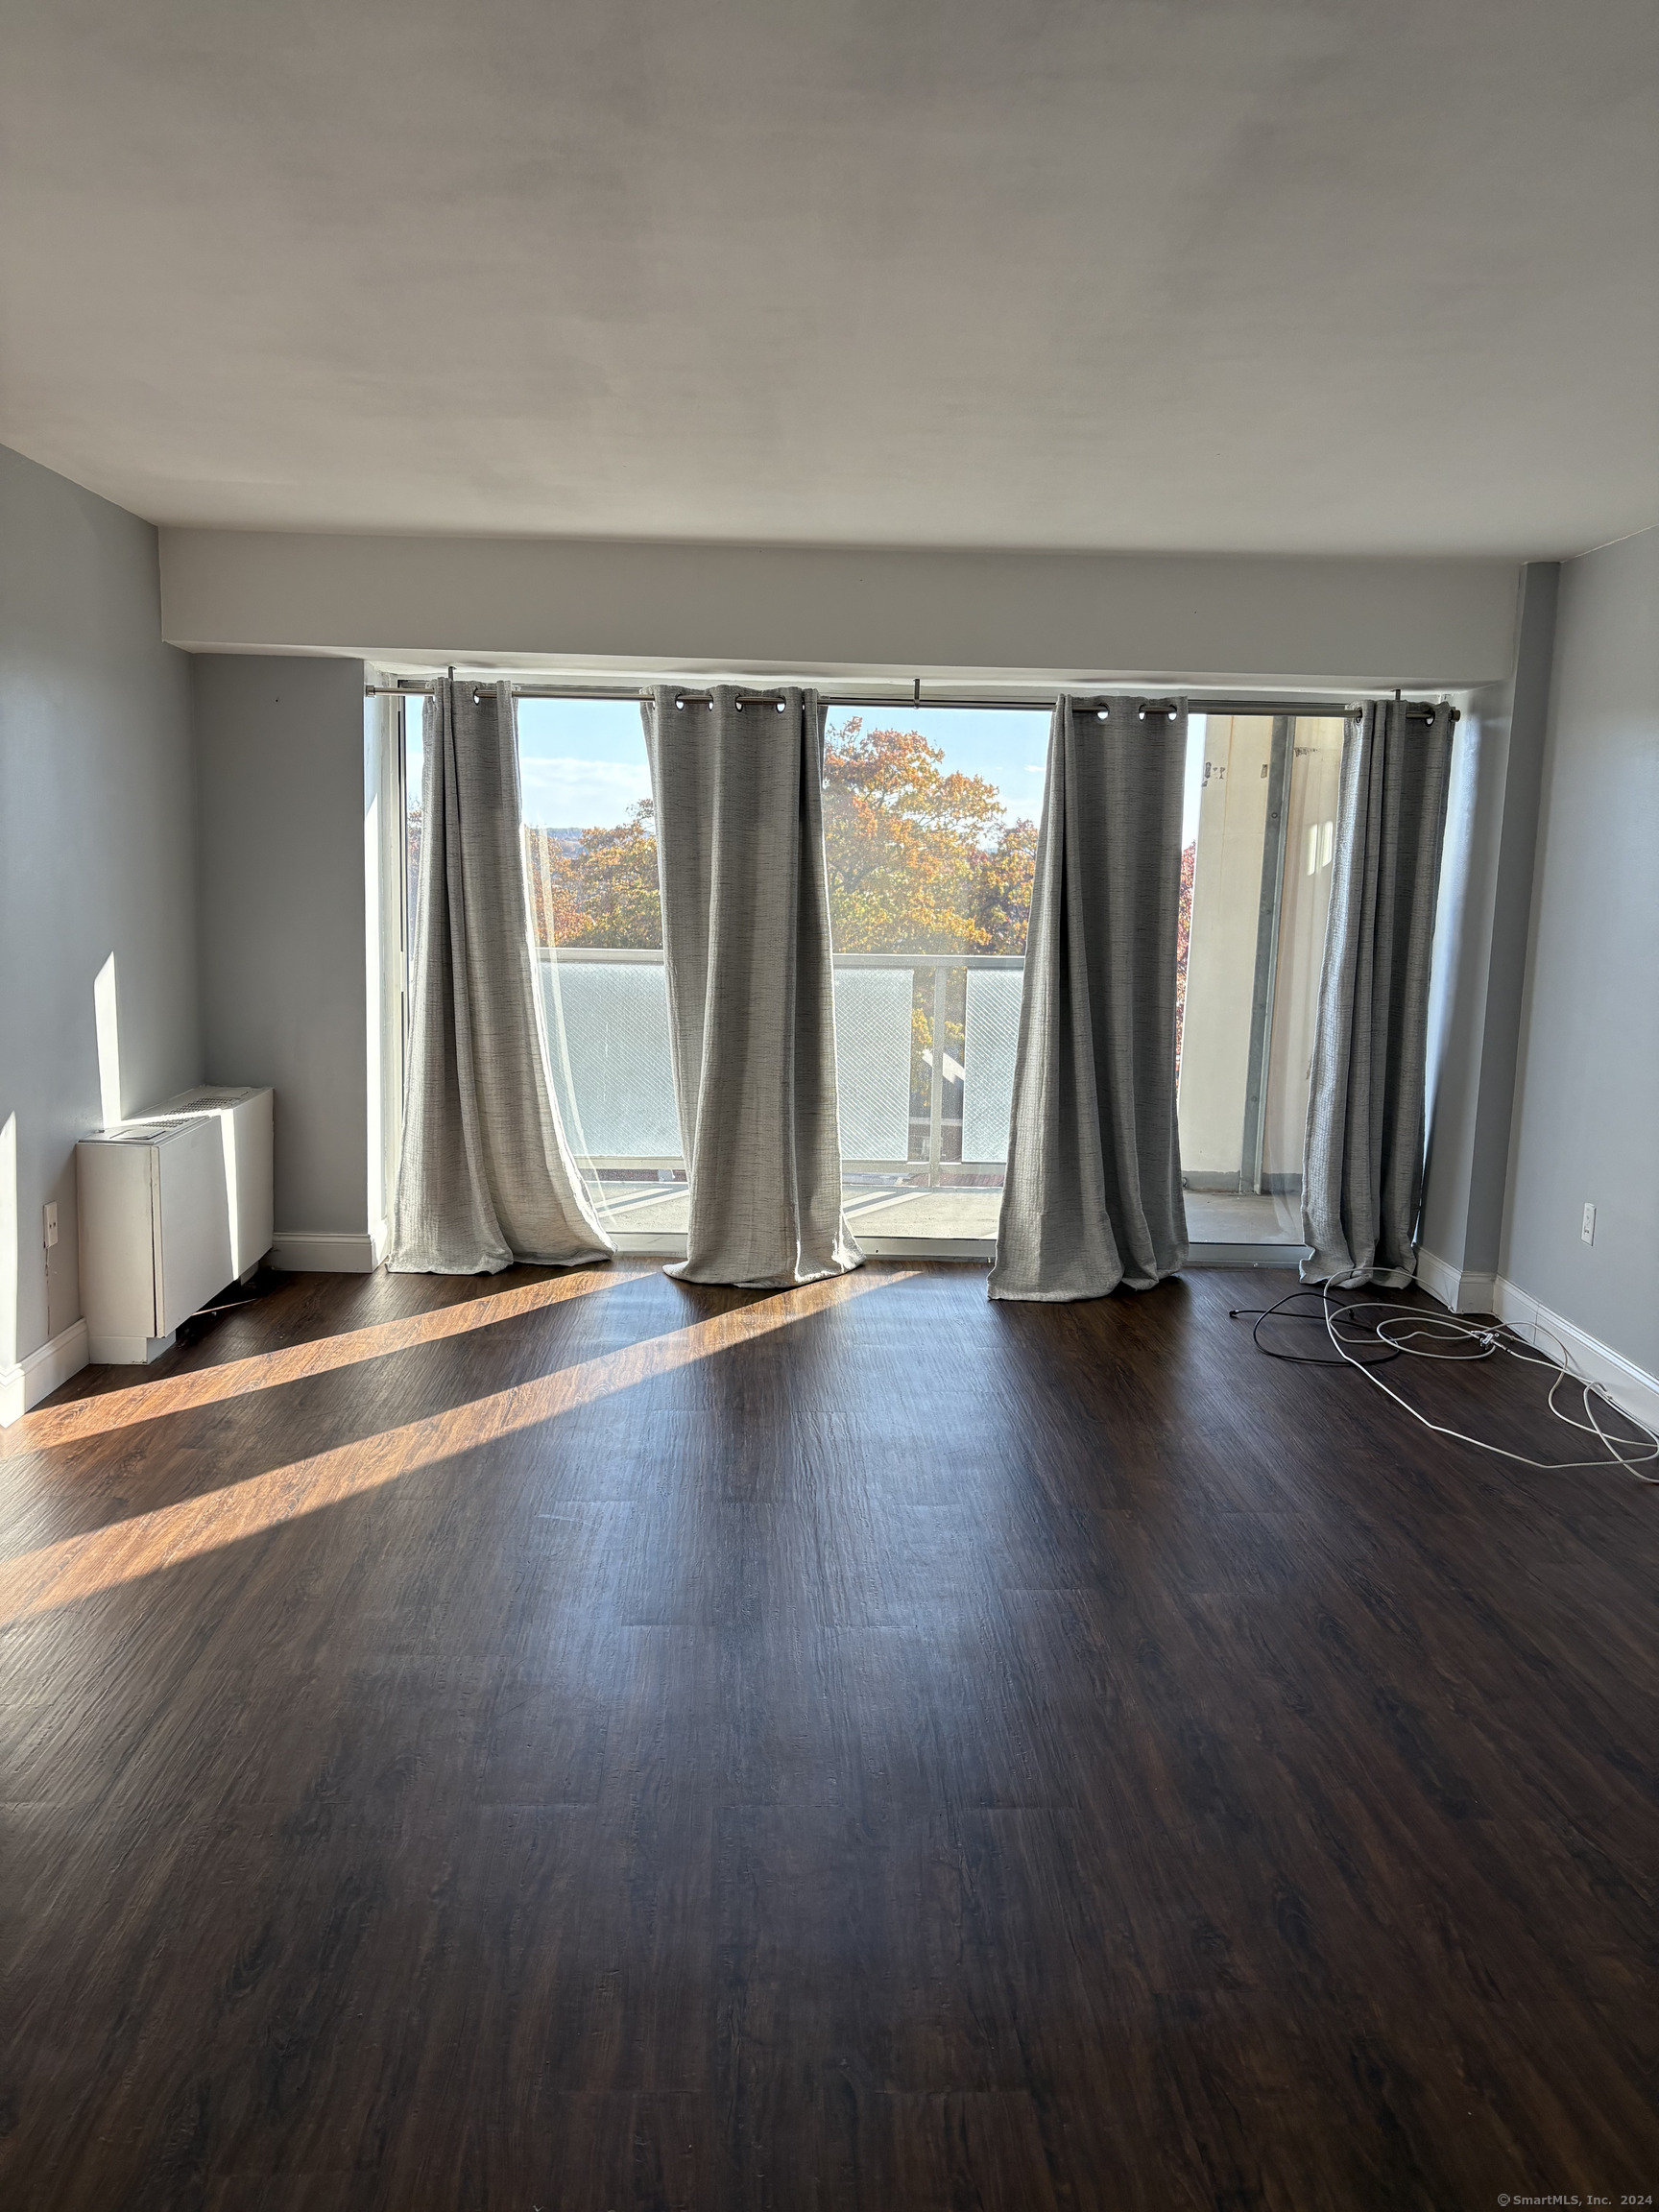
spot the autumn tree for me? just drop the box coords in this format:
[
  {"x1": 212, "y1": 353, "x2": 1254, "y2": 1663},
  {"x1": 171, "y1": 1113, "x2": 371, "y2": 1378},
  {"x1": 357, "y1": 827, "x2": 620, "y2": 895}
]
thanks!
[
  {"x1": 524, "y1": 801, "x2": 662, "y2": 950},
  {"x1": 512, "y1": 725, "x2": 1037, "y2": 1109},
  {"x1": 510, "y1": 724, "x2": 1040, "y2": 1138},
  {"x1": 519, "y1": 724, "x2": 1039, "y2": 964},
  {"x1": 970, "y1": 817, "x2": 1039, "y2": 954},
  {"x1": 820, "y1": 719, "x2": 1040, "y2": 1098},
  {"x1": 822, "y1": 719, "x2": 1033, "y2": 953}
]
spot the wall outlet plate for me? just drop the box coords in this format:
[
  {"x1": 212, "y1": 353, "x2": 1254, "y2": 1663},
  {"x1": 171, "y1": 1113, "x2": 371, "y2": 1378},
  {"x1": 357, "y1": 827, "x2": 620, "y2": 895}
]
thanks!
[
  {"x1": 1581, "y1": 1201, "x2": 1597, "y2": 1245},
  {"x1": 43, "y1": 1201, "x2": 58, "y2": 1250}
]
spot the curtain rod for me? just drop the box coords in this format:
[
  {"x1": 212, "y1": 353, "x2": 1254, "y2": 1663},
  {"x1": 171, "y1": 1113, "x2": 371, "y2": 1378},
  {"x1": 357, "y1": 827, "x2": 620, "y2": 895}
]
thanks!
[{"x1": 366, "y1": 681, "x2": 1455, "y2": 721}]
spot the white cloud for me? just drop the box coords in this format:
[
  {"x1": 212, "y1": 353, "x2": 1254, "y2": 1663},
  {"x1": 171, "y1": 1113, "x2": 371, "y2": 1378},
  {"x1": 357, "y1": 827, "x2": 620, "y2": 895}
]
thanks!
[{"x1": 519, "y1": 755, "x2": 653, "y2": 828}]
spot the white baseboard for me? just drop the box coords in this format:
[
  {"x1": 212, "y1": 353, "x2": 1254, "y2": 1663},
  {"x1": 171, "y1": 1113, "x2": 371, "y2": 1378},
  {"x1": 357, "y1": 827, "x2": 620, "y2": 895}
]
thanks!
[
  {"x1": 0, "y1": 1317, "x2": 90, "y2": 1427},
  {"x1": 1414, "y1": 1248, "x2": 1497, "y2": 1315},
  {"x1": 87, "y1": 1330, "x2": 178, "y2": 1367},
  {"x1": 1419, "y1": 1250, "x2": 1659, "y2": 1435},
  {"x1": 1490, "y1": 1277, "x2": 1659, "y2": 1436},
  {"x1": 271, "y1": 1230, "x2": 382, "y2": 1273}
]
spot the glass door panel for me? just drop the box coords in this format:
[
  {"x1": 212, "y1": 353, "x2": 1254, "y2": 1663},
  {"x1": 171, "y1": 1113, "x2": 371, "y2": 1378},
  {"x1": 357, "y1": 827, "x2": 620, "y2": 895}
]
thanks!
[
  {"x1": 823, "y1": 707, "x2": 1048, "y2": 1247},
  {"x1": 514, "y1": 698, "x2": 686, "y2": 1243},
  {"x1": 1262, "y1": 725, "x2": 1344, "y2": 1187},
  {"x1": 1177, "y1": 713, "x2": 1345, "y2": 1244},
  {"x1": 397, "y1": 690, "x2": 1348, "y2": 1258}
]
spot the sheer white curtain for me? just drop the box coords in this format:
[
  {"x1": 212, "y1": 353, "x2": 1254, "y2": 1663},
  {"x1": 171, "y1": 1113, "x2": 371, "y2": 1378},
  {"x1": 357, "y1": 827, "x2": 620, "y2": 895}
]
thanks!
[
  {"x1": 642, "y1": 684, "x2": 861, "y2": 1287},
  {"x1": 1301, "y1": 700, "x2": 1455, "y2": 1288},
  {"x1": 990, "y1": 696, "x2": 1189, "y2": 1301},
  {"x1": 390, "y1": 680, "x2": 613, "y2": 1274}
]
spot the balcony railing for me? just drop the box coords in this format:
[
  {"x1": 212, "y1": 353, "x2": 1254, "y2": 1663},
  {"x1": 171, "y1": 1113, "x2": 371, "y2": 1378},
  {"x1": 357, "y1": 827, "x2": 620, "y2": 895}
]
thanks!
[
  {"x1": 535, "y1": 946, "x2": 1307, "y2": 1255},
  {"x1": 537, "y1": 948, "x2": 1023, "y2": 1190}
]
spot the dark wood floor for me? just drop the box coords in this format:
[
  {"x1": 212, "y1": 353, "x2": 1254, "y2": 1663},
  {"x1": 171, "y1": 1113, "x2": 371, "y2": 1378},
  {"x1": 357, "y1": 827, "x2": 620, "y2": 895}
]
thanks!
[{"x1": 1, "y1": 1261, "x2": 1653, "y2": 2210}]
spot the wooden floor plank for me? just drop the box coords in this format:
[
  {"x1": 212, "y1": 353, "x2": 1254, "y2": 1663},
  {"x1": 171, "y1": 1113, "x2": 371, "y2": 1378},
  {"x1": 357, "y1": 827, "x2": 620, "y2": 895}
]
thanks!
[{"x1": 1, "y1": 1260, "x2": 1653, "y2": 2209}]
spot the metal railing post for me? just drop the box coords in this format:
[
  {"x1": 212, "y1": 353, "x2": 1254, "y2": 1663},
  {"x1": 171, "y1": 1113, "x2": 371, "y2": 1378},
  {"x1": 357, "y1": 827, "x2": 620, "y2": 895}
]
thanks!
[
  {"x1": 926, "y1": 962, "x2": 950, "y2": 1188},
  {"x1": 1239, "y1": 717, "x2": 1293, "y2": 1194}
]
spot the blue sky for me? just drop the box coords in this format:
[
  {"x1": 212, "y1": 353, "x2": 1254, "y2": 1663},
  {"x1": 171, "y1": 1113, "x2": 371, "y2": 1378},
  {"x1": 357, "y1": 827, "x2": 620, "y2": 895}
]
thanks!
[
  {"x1": 512, "y1": 700, "x2": 1055, "y2": 832},
  {"x1": 515, "y1": 699, "x2": 652, "y2": 827},
  {"x1": 412, "y1": 696, "x2": 1207, "y2": 849},
  {"x1": 827, "y1": 706, "x2": 1051, "y2": 825}
]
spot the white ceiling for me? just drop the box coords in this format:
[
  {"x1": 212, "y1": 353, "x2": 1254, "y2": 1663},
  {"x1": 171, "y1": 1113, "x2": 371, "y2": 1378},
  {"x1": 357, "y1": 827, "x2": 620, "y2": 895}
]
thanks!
[{"x1": 3, "y1": 0, "x2": 1656, "y2": 556}]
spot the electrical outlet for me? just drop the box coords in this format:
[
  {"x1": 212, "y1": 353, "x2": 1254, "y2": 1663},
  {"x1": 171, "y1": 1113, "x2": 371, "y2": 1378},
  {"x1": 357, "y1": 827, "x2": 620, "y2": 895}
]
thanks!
[
  {"x1": 43, "y1": 1201, "x2": 59, "y2": 1250},
  {"x1": 1581, "y1": 1201, "x2": 1597, "y2": 1246}
]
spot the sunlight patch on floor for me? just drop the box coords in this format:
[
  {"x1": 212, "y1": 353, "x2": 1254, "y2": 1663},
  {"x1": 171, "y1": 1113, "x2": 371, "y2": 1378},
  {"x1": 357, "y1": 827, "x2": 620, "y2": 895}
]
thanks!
[
  {"x1": 0, "y1": 1264, "x2": 910, "y2": 1625},
  {"x1": 10, "y1": 1266, "x2": 625, "y2": 1455}
]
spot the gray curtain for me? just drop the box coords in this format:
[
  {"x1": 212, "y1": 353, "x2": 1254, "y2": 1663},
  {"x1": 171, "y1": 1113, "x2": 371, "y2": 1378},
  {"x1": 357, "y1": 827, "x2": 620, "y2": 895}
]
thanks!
[
  {"x1": 990, "y1": 696, "x2": 1189, "y2": 1301},
  {"x1": 641, "y1": 685, "x2": 861, "y2": 1287},
  {"x1": 389, "y1": 680, "x2": 613, "y2": 1274},
  {"x1": 1301, "y1": 700, "x2": 1455, "y2": 1288}
]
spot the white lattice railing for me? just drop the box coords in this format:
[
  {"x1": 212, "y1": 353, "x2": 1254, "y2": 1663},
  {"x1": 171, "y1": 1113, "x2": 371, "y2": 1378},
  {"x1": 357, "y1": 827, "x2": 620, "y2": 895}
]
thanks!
[{"x1": 537, "y1": 950, "x2": 1024, "y2": 1187}]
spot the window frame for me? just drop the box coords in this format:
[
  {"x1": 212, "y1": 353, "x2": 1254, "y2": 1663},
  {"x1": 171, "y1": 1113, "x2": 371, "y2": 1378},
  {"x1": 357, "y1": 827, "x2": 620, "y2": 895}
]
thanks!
[{"x1": 379, "y1": 676, "x2": 1409, "y2": 1264}]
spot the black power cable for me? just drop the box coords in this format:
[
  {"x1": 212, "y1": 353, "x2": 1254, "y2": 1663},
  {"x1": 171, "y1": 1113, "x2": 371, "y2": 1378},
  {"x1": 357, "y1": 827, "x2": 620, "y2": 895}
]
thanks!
[
  {"x1": 1230, "y1": 1275, "x2": 1658, "y2": 1483},
  {"x1": 1227, "y1": 1282, "x2": 1404, "y2": 1367}
]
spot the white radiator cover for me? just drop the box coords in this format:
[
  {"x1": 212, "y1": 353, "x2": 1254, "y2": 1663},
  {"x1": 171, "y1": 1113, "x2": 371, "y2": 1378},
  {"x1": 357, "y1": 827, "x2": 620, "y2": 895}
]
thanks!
[{"x1": 77, "y1": 1086, "x2": 274, "y2": 1364}]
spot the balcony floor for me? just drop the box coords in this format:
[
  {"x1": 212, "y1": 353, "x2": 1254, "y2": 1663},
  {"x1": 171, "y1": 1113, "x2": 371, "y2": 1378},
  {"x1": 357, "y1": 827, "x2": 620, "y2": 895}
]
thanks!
[{"x1": 589, "y1": 1180, "x2": 1301, "y2": 1247}]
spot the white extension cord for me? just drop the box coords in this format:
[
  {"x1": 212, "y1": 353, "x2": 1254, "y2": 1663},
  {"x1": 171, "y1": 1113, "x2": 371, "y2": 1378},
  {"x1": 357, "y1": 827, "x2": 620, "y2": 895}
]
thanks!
[{"x1": 1234, "y1": 1282, "x2": 1659, "y2": 1486}]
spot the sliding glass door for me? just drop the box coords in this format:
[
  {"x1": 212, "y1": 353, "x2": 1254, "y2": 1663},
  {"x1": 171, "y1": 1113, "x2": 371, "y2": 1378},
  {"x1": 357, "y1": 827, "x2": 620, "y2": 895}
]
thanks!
[
  {"x1": 821, "y1": 707, "x2": 1047, "y2": 1249},
  {"x1": 396, "y1": 687, "x2": 1341, "y2": 1258},
  {"x1": 1177, "y1": 712, "x2": 1345, "y2": 1244},
  {"x1": 504, "y1": 697, "x2": 1048, "y2": 1253},
  {"x1": 512, "y1": 699, "x2": 686, "y2": 1243}
]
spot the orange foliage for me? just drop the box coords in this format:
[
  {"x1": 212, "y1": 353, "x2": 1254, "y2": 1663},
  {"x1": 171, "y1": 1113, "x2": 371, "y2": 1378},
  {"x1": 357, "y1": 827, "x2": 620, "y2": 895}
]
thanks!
[
  {"x1": 822, "y1": 720, "x2": 1036, "y2": 954},
  {"x1": 517, "y1": 724, "x2": 1040, "y2": 962}
]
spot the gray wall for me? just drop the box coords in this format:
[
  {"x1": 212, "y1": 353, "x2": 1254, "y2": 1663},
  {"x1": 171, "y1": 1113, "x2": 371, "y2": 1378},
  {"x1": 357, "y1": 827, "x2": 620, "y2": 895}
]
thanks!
[
  {"x1": 0, "y1": 444, "x2": 200, "y2": 1364},
  {"x1": 1501, "y1": 526, "x2": 1659, "y2": 1374},
  {"x1": 6, "y1": 441, "x2": 1652, "y2": 1376},
  {"x1": 193, "y1": 655, "x2": 371, "y2": 1243},
  {"x1": 160, "y1": 528, "x2": 1522, "y2": 693}
]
